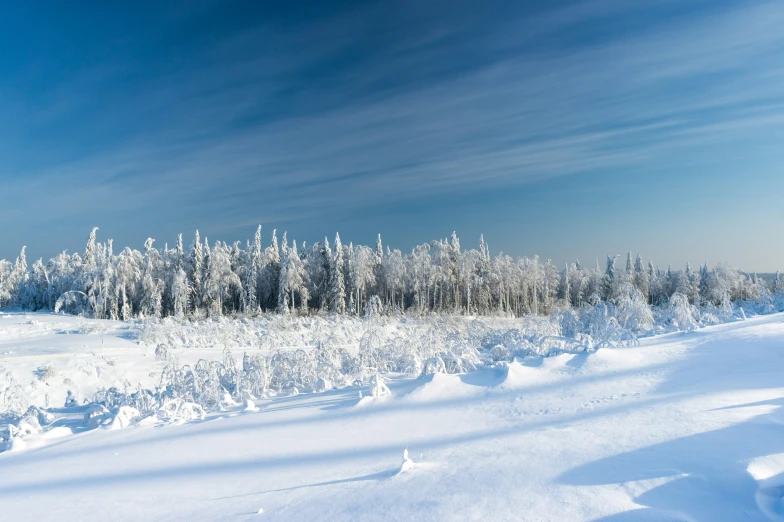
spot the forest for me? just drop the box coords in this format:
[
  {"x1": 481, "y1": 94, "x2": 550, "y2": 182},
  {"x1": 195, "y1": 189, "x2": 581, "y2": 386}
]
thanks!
[{"x1": 0, "y1": 226, "x2": 781, "y2": 321}]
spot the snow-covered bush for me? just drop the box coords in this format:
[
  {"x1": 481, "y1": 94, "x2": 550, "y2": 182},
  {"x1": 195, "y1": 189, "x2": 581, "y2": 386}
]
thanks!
[
  {"x1": 420, "y1": 356, "x2": 447, "y2": 377},
  {"x1": 489, "y1": 344, "x2": 510, "y2": 362},
  {"x1": 1, "y1": 373, "x2": 29, "y2": 421},
  {"x1": 583, "y1": 302, "x2": 638, "y2": 348},
  {"x1": 155, "y1": 343, "x2": 175, "y2": 363},
  {"x1": 667, "y1": 293, "x2": 699, "y2": 331},
  {"x1": 157, "y1": 399, "x2": 205, "y2": 423},
  {"x1": 370, "y1": 374, "x2": 391, "y2": 397},
  {"x1": 614, "y1": 283, "x2": 654, "y2": 334},
  {"x1": 8, "y1": 281, "x2": 784, "y2": 444},
  {"x1": 551, "y1": 309, "x2": 582, "y2": 338},
  {"x1": 775, "y1": 289, "x2": 784, "y2": 313},
  {"x1": 756, "y1": 285, "x2": 776, "y2": 315},
  {"x1": 108, "y1": 406, "x2": 142, "y2": 430}
]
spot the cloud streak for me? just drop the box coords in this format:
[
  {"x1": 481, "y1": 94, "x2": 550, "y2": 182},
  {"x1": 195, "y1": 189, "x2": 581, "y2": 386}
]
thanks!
[{"x1": 1, "y1": 0, "x2": 783, "y2": 265}]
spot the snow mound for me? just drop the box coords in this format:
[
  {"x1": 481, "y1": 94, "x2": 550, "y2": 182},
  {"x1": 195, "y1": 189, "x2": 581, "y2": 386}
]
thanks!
[
  {"x1": 404, "y1": 372, "x2": 476, "y2": 402},
  {"x1": 354, "y1": 395, "x2": 392, "y2": 409},
  {"x1": 494, "y1": 361, "x2": 532, "y2": 390},
  {"x1": 107, "y1": 406, "x2": 142, "y2": 430},
  {"x1": 749, "y1": 454, "x2": 784, "y2": 521}
]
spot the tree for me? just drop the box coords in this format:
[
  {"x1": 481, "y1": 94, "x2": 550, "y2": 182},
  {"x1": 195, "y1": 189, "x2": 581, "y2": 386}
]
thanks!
[
  {"x1": 329, "y1": 233, "x2": 346, "y2": 314},
  {"x1": 171, "y1": 269, "x2": 188, "y2": 317},
  {"x1": 603, "y1": 255, "x2": 619, "y2": 300},
  {"x1": 559, "y1": 264, "x2": 571, "y2": 306},
  {"x1": 278, "y1": 240, "x2": 308, "y2": 314},
  {"x1": 699, "y1": 264, "x2": 711, "y2": 305},
  {"x1": 84, "y1": 227, "x2": 99, "y2": 271},
  {"x1": 244, "y1": 225, "x2": 262, "y2": 313},
  {"x1": 189, "y1": 230, "x2": 203, "y2": 312},
  {"x1": 3, "y1": 226, "x2": 779, "y2": 322},
  {"x1": 140, "y1": 238, "x2": 163, "y2": 318},
  {"x1": 633, "y1": 254, "x2": 648, "y2": 298}
]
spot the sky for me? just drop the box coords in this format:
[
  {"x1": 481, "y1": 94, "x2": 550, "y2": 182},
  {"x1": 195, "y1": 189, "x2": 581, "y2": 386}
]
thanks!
[{"x1": 1, "y1": 0, "x2": 783, "y2": 271}]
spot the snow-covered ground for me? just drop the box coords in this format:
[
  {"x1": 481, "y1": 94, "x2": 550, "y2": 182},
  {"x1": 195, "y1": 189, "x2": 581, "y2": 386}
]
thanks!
[{"x1": 2, "y1": 311, "x2": 784, "y2": 520}]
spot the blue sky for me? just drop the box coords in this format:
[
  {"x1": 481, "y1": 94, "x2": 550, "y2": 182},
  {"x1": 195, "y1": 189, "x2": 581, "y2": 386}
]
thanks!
[{"x1": 2, "y1": 0, "x2": 783, "y2": 270}]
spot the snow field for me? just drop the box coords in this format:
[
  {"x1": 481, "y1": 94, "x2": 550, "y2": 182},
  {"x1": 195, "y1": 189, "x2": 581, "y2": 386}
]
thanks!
[{"x1": 2, "y1": 312, "x2": 784, "y2": 520}]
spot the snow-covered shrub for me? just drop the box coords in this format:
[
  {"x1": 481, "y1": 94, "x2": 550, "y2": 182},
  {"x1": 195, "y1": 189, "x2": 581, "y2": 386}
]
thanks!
[
  {"x1": 358, "y1": 326, "x2": 388, "y2": 375},
  {"x1": 775, "y1": 289, "x2": 784, "y2": 313},
  {"x1": 489, "y1": 344, "x2": 510, "y2": 362},
  {"x1": 442, "y1": 333, "x2": 481, "y2": 372},
  {"x1": 420, "y1": 356, "x2": 447, "y2": 377},
  {"x1": 158, "y1": 359, "x2": 225, "y2": 409},
  {"x1": 240, "y1": 352, "x2": 270, "y2": 399},
  {"x1": 108, "y1": 406, "x2": 141, "y2": 430},
  {"x1": 614, "y1": 283, "x2": 654, "y2": 334},
  {"x1": 64, "y1": 390, "x2": 80, "y2": 407},
  {"x1": 370, "y1": 374, "x2": 391, "y2": 397},
  {"x1": 25, "y1": 405, "x2": 54, "y2": 426},
  {"x1": 157, "y1": 399, "x2": 205, "y2": 423},
  {"x1": 551, "y1": 309, "x2": 581, "y2": 338},
  {"x1": 756, "y1": 285, "x2": 776, "y2": 315},
  {"x1": 700, "y1": 310, "x2": 721, "y2": 326},
  {"x1": 0, "y1": 373, "x2": 29, "y2": 419},
  {"x1": 54, "y1": 291, "x2": 91, "y2": 316},
  {"x1": 34, "y1": 365, "x2": 59, "y2": 384},
  {"x1": 583, "y1": 302, "x2": 638, "y2": 348},
  {"x1": 155, "y1": 343, "x2": 175, "y2": 363},
  {"x1": 84, "y1": 404, "x2": 111, "y2": 428},
  {"x1": 268, "y1": 350, "x2": 317, "y2": 392},
  {"x1": 667, "y1": 293, "x2": 699, "y2": 331},
  {"x1": 78, "y1": 322, "x2": 107, "y2": 335},
  {"x1": 378, "y1": 336, "x2": 420, "y2": 377}
]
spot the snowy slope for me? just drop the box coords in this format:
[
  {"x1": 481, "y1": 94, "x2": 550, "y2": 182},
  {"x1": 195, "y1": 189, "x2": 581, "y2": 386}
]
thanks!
[{"x1": 2, "y1": 312, "x2": 784, "y2": 520}]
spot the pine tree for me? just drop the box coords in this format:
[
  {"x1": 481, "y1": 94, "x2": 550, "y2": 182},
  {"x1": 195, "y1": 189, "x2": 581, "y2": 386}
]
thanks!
[
  {"x1": 322, "y1": 237, "x2": 332, "y2": 311},
  {"x1": 603, "y1": 255, "x2": 618, "y2": 299},
  {"x1": 330, "y1": 233, "x2": 346, "y2": 314},
  {"x1": 244, "y1": 225, "x2": 262, "y2": 312},
  {"x1": 84, "y1": 227, "x2": 99, "y2": 271},
  {"x1": 633, "y1": 253, "x2": 648, "y2": 298},
  {"x1": 172, "y1": 269, "x2": 188, "y2": 317},
  {"x1": 262, "y1": 229, "x2": 281, "y2": 310},
  {"x1": 189, "y1": 230, "x2": 203, "y2": 312},
  {"x1": 11, "y1": 246, "x2": 28, "y2": 306},
  {"x1": 201, "y1": 238, "x2": 213, "y2": 314},
  {"x1": 277, "y1": 241, "x2": 289, "y2": 315},
  {"x1": 175, "y1": 234, "x2": 184, "y2": 272},
  {"x1": 269, "y1": 229, "x2": 280, "y2": 265},
  {"x1": 559, "y1": 264, "x2": 571, "y2": 305},
  {"x1": 606, "y1": 255, "x2": 618, "y2": 279}
]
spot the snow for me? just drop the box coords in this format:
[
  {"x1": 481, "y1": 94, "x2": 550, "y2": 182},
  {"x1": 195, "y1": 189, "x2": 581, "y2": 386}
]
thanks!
[{"x1": 2, "y1": 311, "x2": 784, "y2": 520}]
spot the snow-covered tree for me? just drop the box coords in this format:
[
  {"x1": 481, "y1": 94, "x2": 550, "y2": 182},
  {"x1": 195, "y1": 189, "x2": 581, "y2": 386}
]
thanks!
[{"x1": 329, "y1": 233, "x2": 346, "y2": 314}]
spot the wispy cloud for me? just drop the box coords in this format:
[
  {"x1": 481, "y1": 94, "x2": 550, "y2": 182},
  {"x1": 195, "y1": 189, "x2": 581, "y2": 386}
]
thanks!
[{"x1": 2, "y1": 0, "x2": 784, "y2": 260}]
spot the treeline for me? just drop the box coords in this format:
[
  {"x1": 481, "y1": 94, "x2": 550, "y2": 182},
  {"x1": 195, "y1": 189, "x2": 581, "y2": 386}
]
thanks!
[{"x1": 0, "y1": 227, "x2": 780, "y2": 320}]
